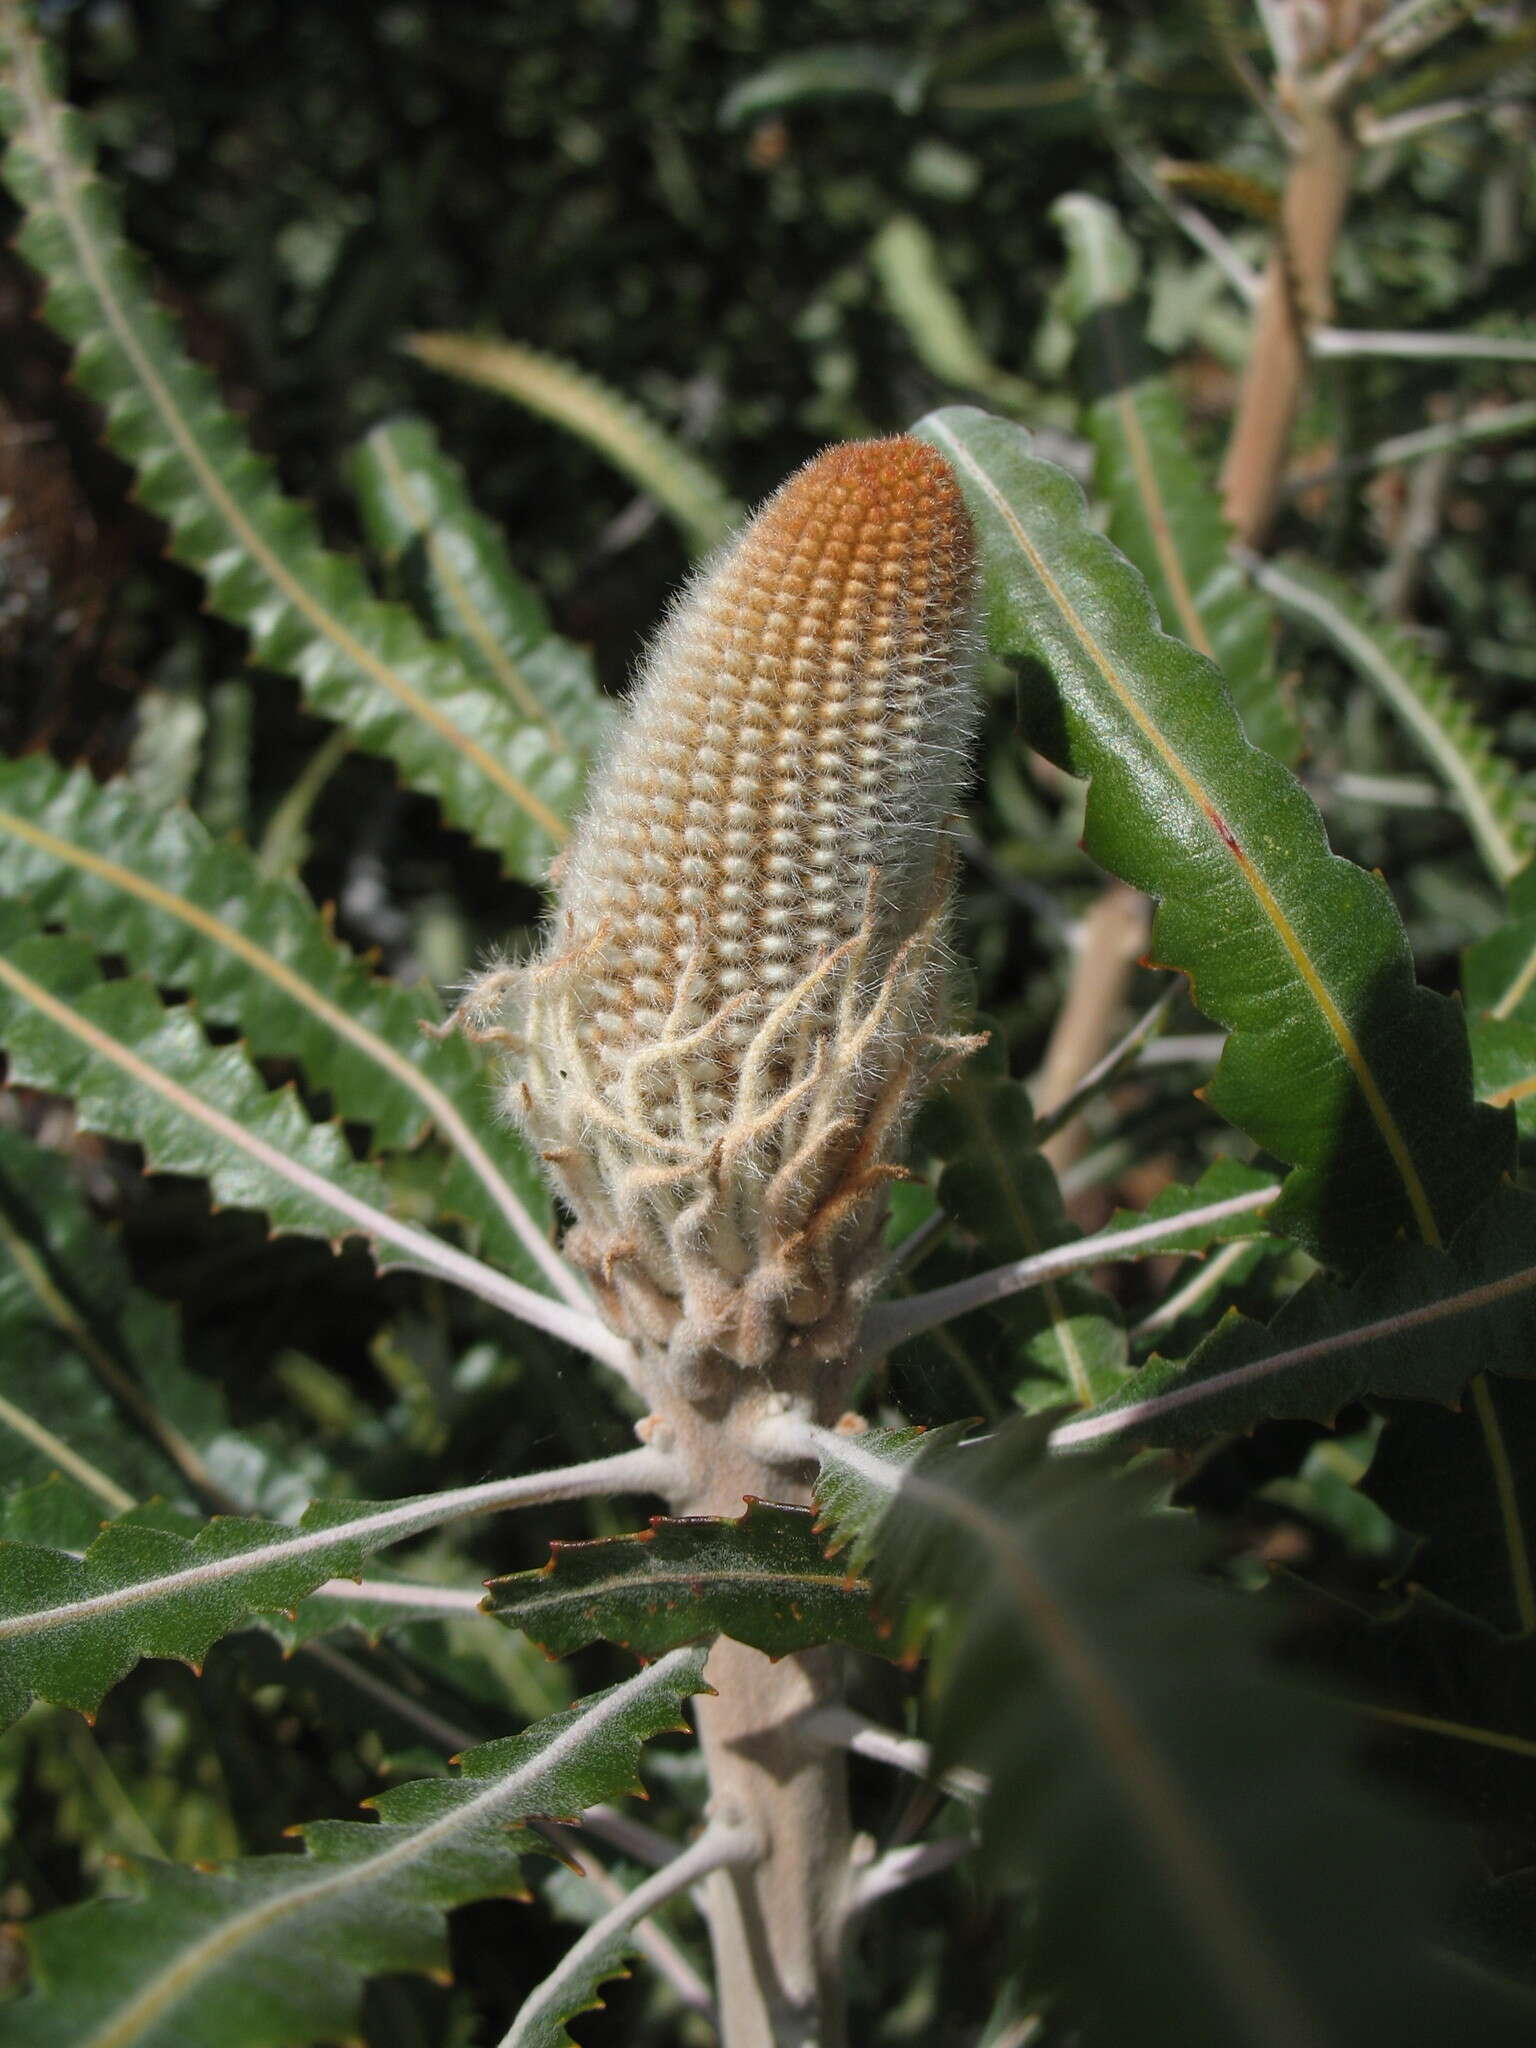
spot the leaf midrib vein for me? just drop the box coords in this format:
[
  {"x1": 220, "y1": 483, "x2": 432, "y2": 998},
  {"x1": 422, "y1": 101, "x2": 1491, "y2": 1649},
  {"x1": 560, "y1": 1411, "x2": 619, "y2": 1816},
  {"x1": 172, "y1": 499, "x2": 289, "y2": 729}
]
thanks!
[
  {"x1": 11, "y1": 29, "x2": 567, "y2": 847},
  {"x1": 934, "y1": 421, "x2": 1441, "y2": 1249}
]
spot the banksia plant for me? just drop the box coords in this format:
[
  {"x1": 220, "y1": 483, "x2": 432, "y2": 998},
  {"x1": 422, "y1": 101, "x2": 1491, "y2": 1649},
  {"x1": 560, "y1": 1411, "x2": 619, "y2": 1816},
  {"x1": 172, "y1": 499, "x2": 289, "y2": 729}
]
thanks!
[
  {"x1": 454, "y1": 437, "x2": 982, "y2": 2045},
  {"x1": 471, "y1": 436, "x2": 981, "y2": 1384}
]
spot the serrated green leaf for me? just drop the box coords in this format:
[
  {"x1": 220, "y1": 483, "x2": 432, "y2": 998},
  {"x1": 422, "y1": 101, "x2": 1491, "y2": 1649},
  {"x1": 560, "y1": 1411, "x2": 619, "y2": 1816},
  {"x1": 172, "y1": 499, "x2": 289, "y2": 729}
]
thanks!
[
  {"x1": 812, "y1": 1421, "x2": 975, "y2": 1577},
  {"x1": 917, "y1": 1053, "x2": 1129, "y2": 1411},
  {"x1": 353, "y1": 416, "x2": 614, "y2": 758},
  {"x1": 0, "y1": 1471, "x2": 596, "y2": 1725},
  {"x1": 845, "y1": 1418, "x2": 1531, "y2": 2048},
  {"x1": 1053, "y1": 195, "x2": 1300, "y2": 764},
  {"x1": 918, "y1": 405, "x2": 1511, "y2": 1269},
  {"x1": 0, "y1": 14, "x2": 579, "y2": 877},
  {"x1": 404, "y1": 333, "x2": 742, "y2": 557},
  {"x1": 0, "y1": 915, "x2": 412, "y2": 1248},
  {"x1": 1250, "y1": 554, "x2": 1530, "y2": 885},
  {"x1": 0, "y1": 911, "x2": 606, "y2": 1360},
  {"x1": 503, "y1": 1822, "x2": 745, "y2": 2048},
  {"x1": 1056, "y1": 1185, "x2": 1536, "y2": 1451},
  {"x1": 0, "y1": 1646, "x2": 709, "y2": 2048},
  {"x1": 0, "y1": 754, "x2": 560, "y2": 1287},
  {"x1": 487, "y1": 1499, "x2": 900, "y2": 1662}
]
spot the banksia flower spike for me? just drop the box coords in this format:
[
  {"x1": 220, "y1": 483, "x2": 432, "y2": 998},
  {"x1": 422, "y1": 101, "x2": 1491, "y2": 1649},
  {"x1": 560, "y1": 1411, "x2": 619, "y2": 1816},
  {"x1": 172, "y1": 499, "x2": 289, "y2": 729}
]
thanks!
[{"x1": 478, "y1": 436, "x2": 981, "y2": 1378}]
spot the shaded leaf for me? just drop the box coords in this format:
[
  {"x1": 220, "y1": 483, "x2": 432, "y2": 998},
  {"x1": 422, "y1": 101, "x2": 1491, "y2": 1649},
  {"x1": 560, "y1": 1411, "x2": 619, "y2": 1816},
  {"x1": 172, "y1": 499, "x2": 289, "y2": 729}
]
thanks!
[
  {"x1": 918, "y1": 1049, "x2": 1129, "y2": 1411},
  {"x1": 1055, "y1": 1185, "x2": 1536, "y2": 1452},
  {"x1": 1365, "y1": 1380, "x2": 1536, "y2": 1638},
  {"x1": 1102, "y1": 1157, "x2": 1285, "y2": 1254},
  {"x1": 918, "y1": 405, "x2": 1510, "y2": 1268},
  {"x1": 0, "y1": 1121, "x2": 314, "y2": 1519},
  {"x1": 0, "y1": 1647, "x2": 709, "y2": 2048},
  {"x1": 0, "y1": 17, "x2": 579, "y2": 875},
  {"x1": 488, "y1": 1499, "x2": 900, "y2": 1663},
  {"x1": 352, "y1": 416, "x2": 614, "y2": 758},
  {"x1": 827, "y1": 1417, "x2": 1531, "y2": 2048}
]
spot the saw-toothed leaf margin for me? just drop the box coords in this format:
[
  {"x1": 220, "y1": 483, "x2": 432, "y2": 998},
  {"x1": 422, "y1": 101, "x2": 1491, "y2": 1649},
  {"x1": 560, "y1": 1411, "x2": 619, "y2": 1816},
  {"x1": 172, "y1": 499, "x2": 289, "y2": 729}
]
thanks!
[
  {"x1": 0, "y1": 755, "x2": 564, "y2": 1291},
  {"x1": 352, "y1": 415, "x2": 615, "y2": 759},
  {"x1": 0, "y1": 911, "x2": 612, "y2": 1359},
  {"x1": 0, "y1": 10, "x2": 580, "y2": 877},
  {"x1": 488, "y1": 1499, "x2": 906, "y2": 1663},
  {"x1": 1247, "y1": 553, "x2": 1530, "y2": 887},
  {"x1": 1054, "y1": 1183, "x2": 1536, "y2": 1452},
  {"x1": 403, "y1": 332, "x2": 743, "y2": 557},
  {"x1": 0, "y1": 1647, "x2": 710, "y2": 2048},
  {"x1": 0, "y1": 1470, "x2": 620, "y2": 1726}
]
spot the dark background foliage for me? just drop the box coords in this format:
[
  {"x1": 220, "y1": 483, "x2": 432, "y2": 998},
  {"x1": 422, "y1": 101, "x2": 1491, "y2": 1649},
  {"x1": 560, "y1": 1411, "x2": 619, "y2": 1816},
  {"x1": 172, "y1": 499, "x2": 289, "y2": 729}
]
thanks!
[{"x1": 2, "y1": 2, "x2": 1536, "y2": 2041}]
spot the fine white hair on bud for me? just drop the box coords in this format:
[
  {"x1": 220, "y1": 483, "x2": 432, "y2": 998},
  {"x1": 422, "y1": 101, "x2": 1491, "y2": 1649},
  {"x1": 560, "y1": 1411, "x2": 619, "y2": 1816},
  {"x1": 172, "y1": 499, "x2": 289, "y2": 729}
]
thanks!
[{"x1": 478, "y1": 435, "x2": 983, "y2": 1376}]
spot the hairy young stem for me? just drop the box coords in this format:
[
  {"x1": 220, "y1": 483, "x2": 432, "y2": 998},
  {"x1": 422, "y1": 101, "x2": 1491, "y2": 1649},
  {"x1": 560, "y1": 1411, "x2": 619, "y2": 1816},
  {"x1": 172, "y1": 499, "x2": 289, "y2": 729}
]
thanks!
[{"x1": 661, "y1": 1373, "x2": 857, "y2": 2048}]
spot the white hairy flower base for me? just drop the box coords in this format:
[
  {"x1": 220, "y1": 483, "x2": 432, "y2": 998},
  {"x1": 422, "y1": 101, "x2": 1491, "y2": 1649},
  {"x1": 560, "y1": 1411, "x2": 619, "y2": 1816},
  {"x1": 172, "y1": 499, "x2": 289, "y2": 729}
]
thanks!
[{"x1": 499, "y1": 868, "x2": 982, "y2": 1378}]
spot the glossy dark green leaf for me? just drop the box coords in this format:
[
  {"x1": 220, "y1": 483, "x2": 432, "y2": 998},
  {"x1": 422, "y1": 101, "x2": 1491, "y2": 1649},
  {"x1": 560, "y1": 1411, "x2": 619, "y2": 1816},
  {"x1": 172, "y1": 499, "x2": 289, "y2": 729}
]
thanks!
[{"x1": 918, "y1": 405, "x2": 1510, "y2": 1269}]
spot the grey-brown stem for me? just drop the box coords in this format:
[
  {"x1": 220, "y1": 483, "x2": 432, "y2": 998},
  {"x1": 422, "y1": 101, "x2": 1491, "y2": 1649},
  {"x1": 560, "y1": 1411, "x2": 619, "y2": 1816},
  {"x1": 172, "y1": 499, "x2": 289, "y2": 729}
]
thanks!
[{"x1": 649, "y1": 1357, "x2": 856, "y2": 2048}]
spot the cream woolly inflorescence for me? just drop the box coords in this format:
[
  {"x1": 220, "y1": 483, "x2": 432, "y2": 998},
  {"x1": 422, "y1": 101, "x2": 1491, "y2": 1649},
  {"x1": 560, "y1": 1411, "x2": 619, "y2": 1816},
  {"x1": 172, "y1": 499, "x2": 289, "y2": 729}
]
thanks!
[{"x1": 481, "y1": 436, "x2": 981, "y2": 1374}]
